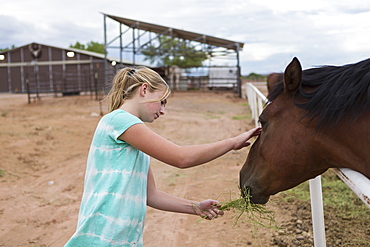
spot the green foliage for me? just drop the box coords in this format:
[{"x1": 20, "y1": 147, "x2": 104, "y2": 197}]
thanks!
[
  {"x1": 69, "y1": 41, "x2": 85, "y2": 50},
  {"x1": 85, "y1": 41, "x2": 105, "y2": 54},
  {"x1": 242, "y1": 73, "x2": 266, "y2": 81},
  {"x1": 141, "y1": 36, "x2": 208, "y2": 67},
  {"x1": 283, "y1": 171, "x2": 368, "y2": 218},
  {"x1": 69, "y1": 41, "x2": 105, "y2": 54},
  {"x1": 0, "y1": 45, "x2": 16, "y2": 52}
]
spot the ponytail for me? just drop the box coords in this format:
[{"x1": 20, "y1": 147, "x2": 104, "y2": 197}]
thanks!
[{"x1": 105, "y1": 67, "x2": 170, "y2": 112}]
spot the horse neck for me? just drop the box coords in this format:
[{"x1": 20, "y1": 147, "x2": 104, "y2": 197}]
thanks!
[{"x1": 314, "y1": 113, "x2": 370, "y2": 179}]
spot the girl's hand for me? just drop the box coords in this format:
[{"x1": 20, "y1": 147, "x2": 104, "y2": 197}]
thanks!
[
  {"x1": 192, "y1": 199, "x2": 224, "y2": 220},
  {"x1": 232, "y1": 127, "x2": 262, "y2": 150}
]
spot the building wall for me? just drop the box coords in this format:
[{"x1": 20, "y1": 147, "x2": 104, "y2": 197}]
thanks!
[{"x1": 0, "y1": 43, "x2": 111, "y2": 94}]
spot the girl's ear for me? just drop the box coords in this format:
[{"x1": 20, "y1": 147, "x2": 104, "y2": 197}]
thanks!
[{"x1": 139, "y1": 83, "x2": 148, "y2": 97}]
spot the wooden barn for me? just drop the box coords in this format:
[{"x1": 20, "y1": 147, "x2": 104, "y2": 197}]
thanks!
[{"x1": 0, "y1": 42, "x2": 133, "y2": 97}]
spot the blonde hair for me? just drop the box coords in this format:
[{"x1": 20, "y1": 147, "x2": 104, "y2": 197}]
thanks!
[{"x1": 106, "y1": 67, "x2": 171, "y2": 112}]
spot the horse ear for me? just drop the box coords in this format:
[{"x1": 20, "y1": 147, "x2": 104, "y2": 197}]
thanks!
[{"x1": 283, "y1": 57, "x2": 302, "y2": 94}]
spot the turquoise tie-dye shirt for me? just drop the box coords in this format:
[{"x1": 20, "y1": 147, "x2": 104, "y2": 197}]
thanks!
[{"x1": 65, "y1": 109, "x2": 149, "y2": 247}]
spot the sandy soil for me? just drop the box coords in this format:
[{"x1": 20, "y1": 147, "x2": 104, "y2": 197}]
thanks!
[{"x1": 0, "y1": 90, "x2": 368, "y2": 247}]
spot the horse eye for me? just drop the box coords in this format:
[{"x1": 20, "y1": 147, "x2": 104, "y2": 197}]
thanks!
[{"x1": 258, "y1": 117, "x2": 266, "y2": 127}]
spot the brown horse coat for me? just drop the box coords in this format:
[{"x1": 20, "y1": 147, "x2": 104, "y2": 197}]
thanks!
[{"x1": 240, "y1": 57, "x2": 370, "y2": 204}]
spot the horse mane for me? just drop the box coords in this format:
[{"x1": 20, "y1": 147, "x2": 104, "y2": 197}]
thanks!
[{"x1": 267, "y1": 58, "x2": 370, "y2": 128}]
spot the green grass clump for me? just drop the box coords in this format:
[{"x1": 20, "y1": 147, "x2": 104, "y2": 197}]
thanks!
[
  {"x1": 196, "y1": 188, "x2": 277, "y2": 230},
  {"x1": 219, "y1": 188, "x2": 276, "y2": 229}
]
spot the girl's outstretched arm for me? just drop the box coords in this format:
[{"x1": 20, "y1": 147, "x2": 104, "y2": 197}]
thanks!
[
  {"x1": 119, "y1": 124, "x2": 261, "y2": 169},
  {"x1": 146, "y1": 167, "x2": 223, "y2": 220}
]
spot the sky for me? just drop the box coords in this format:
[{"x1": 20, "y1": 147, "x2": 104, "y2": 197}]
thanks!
[{"x1": 1, "y1": 0, "x2": 369, "y2": 75}]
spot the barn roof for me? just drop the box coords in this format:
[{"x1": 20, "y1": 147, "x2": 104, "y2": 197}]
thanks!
[
  {"x1": 0, "y1": 42, "x2": 146, "y2": 66},
  {"x1": 0, "y1": 42, "x2": 113, "y2": 61},
  {"x1": 104, "y1": 14, "x2": 244, "y2": 51}
]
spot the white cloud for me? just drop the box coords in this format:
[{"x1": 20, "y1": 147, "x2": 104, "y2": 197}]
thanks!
[{"x1": 1, "y1": 0, "x2": 369, "y2": 74}]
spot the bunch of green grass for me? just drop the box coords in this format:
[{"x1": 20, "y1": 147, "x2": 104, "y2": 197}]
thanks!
[
  {"x1": 218, "y1": 188, "x2": 277, "y2": 229},
  {"x1": 196, "y1": 188, "x2": 277, "y2": 230}
]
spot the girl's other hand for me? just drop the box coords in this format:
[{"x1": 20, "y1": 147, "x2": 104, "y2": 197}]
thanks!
[{"x1": 192, "y1": 199, "x2": 224, "y2": 220}]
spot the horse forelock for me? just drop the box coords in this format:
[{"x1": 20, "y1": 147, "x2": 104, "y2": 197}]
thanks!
[{"x1": 267, "y1": 58, "x2": 370, "y2": 129}]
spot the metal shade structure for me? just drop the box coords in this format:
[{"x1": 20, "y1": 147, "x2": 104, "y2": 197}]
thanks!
[
  {"x1": 102, "y1": 13, "x2": 245, "y2": 96},
  {"x1": 105, "y1": 14, "x2": 244, "y2": 51}
]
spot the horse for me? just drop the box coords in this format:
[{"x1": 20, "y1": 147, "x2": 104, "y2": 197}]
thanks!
[
  {"x1": 266, "y1": 72, "x2": 283, "y2": 94},
  {"x1": 167, "y1": 65, "x2": 181, "y2": 90},
  {"x1": 240, "y1": 57, "x2": 370, "y2": 204}
]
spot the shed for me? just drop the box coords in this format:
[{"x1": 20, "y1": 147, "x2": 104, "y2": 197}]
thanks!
[{"x1": 0, "y1": 42, "x2": 132, "y2": 96}]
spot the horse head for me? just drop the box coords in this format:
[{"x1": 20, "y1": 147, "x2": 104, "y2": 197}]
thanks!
[{"x1": 239, "y1": 57, "x2": 370, "y2": 204}]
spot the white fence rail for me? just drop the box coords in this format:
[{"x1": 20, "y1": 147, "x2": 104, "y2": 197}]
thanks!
[{"x1": 245, "y1": 82, "x2": 370, "y2": 246}]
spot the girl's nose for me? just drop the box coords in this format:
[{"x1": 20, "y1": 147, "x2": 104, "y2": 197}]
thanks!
[{"x1": 159, "y1": 105, "x2": 165, "y2": 115}]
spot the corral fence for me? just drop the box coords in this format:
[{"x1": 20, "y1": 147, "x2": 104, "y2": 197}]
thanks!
[
  {"x1": 25, "y1": 69, "x2": 110, "y2": 103},
  {"x1": 245, "y1": 82, "x2": 370, "y2": 246}
]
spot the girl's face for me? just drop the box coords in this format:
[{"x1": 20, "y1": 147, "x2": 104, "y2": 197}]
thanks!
[{"x1": 140, "y1": 89, "x2": 167, "y2": 123}]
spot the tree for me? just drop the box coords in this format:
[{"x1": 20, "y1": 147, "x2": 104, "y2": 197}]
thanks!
[
  {"x1": 141, "y1": 36, "x2": 208, "y2": 68},
  {"x1": 69, "y1": 41, "x2": 105, "y2": 54},
  {"x1": 69, "y1": 41, "x2": 85, "y2": 50},
  {"x1": 85, "y1": 41, "x2": 105, "y2": 54},
  {"x1": 0, "y1": 45, "x2": 16, "y2": 52},
  {"x1": 242, "y1": 72, "x2": 266, "y2": 82}
]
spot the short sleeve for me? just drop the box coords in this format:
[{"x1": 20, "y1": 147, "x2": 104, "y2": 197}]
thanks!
[{"x1": 106, "y1": 110, "x2": 143, "y2": 143}]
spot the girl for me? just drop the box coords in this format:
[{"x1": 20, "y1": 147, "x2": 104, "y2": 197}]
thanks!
[{"x1": 65, "y1": 67, "x2": 261, "y2": 246}]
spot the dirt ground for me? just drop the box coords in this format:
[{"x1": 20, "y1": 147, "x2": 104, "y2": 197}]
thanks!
[{"x1": 0, "y1": 90, "x2": 369, "y2": 247}]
